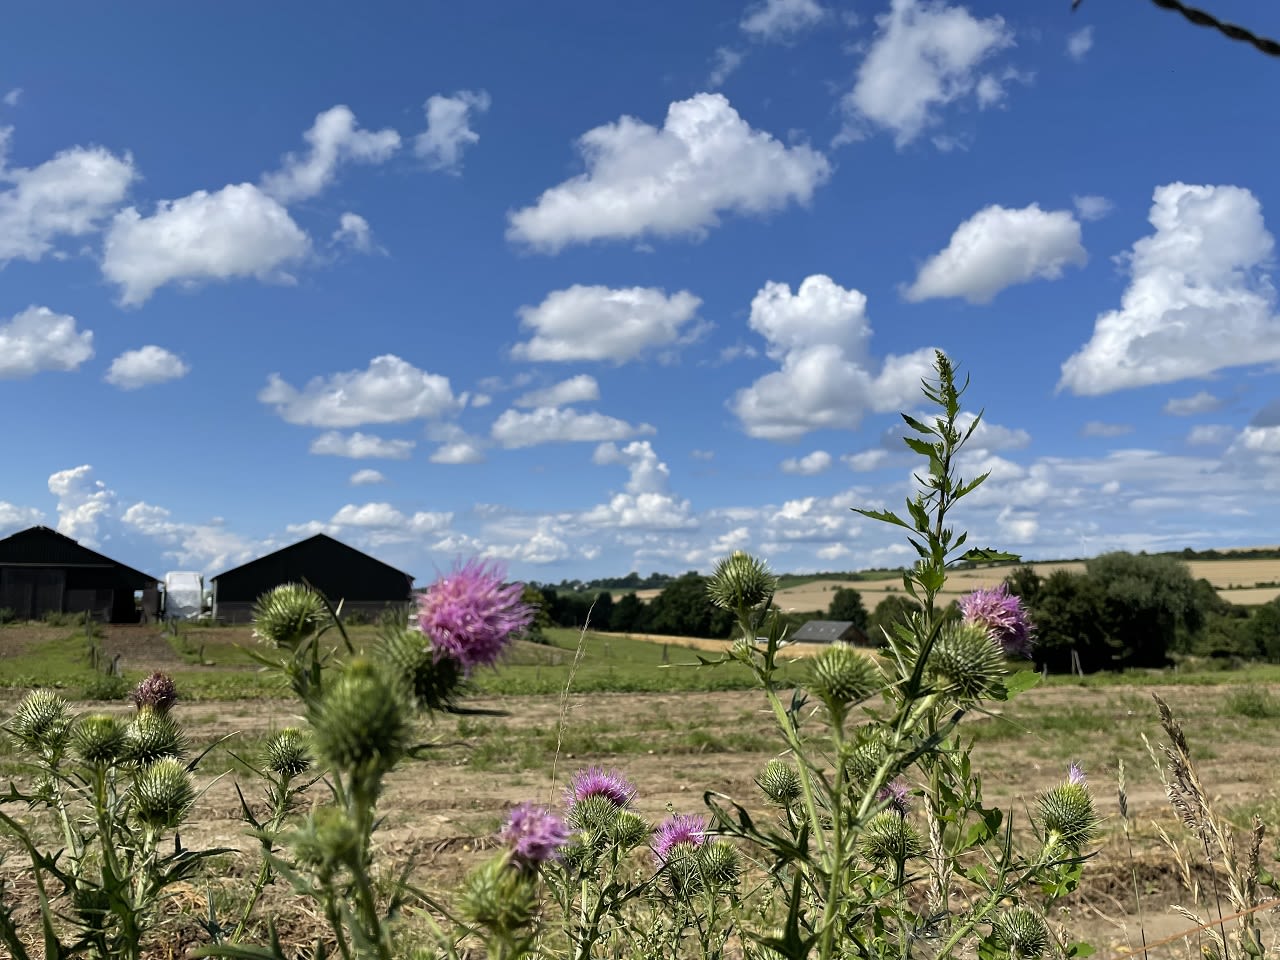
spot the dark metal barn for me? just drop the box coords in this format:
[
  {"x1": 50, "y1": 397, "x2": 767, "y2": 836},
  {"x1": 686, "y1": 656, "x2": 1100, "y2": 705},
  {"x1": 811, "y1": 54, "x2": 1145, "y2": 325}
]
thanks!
[
  {"x1": 209, "y1": 534, "x2": 414, "y2": 623},
  {"x1": 0, "y1": 525, "x2": 158, "y2": 623},
  {"x1": 791, "y1": 620, "x2": 870, "y2": 645}
]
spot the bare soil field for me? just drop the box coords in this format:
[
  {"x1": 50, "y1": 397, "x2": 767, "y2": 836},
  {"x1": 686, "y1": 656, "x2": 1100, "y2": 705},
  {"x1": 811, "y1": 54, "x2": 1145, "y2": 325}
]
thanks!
[{"x1": 3, "y1": 682, "x2": 1278, "y2": 957}]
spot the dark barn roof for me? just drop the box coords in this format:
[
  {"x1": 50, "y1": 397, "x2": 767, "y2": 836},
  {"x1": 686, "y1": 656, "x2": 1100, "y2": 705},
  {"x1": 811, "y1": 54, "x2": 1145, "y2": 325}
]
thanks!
[
  {"x1": 791, "y1": 620, "x2": 869, "y2": 645},
  {"x1": 210, "y1": 534, "x2": 414, "y2": 603},
  {"x1": 0, "y1": 525, "x2": 156, "y2": 586}
]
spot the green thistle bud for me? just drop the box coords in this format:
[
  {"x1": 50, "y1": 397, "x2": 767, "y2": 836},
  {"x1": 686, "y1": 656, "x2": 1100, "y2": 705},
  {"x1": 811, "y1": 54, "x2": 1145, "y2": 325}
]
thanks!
[
  {"x1": 757, "y1": 758, "x2": 802, "y2": 807},
  {"x1": 9, "y1": 690, "x2": 72, "y2": 753},
  {"x1": 1037, "y1": 781, "x2": 1097, "y2": 853},
  {"x1": 927, "y1": 621, "x2": 1006, "y2": 700},
  {"x1": 707, "y1": 552, "x2": 777, "y2": 611},
  {"x1": 309, "y1": 659, "x2": 409, "y2": 781},
  {"x1": 74, "y1": 714, "x2": 127, "y2": 766},
  {"x1": 378, "y1": 626, "x2": 464, "y2": 711},
  {"x1": 124, "y1": 707, "x2": 188, "y2": 766},
  {"x1": 252, "y1": 582, "x2": 329, "y2": 649},
  {"x1": 460, "y1": 855, "x2": 538, "y2": 933},
  {"x1": 846, "y1": 739, "x2": 887, "y2": 787},
  {"x1": 993, "y1": 908, "x2": 1050, "y2": 959},
  {"x1": 807, "y1": 643, "x2": 881, "y2": 716},
  {"x1": 567, "y1": 794, "x2": 622, "y2": 834},
  {"x1": 609, "y1": 810, "x2": 651, "y2": 850},
  {"x1": 699, "y1": 839, "x2": 741, "y2": 886},
  {"x1": 132, "y1": 756, "x2": 195, "y2": 829},
  {"x1": 558, "y1": 837, "x2": 592, "y2": 872},
  {"x1": 730, "y1": 636, "x2": 756, "y2": 664},
  {"x1": 290, "y1": 806, "x2": 362, "y2": 883},
  {"x1": 32, "y1": 774, "x2": 59, "y2": 806},
  {"x1": 860, "y1": 810, "x2": 924, "y2": 864},
  {"x1": 264, "y1": 727, "x2": 312, "y2": 779},
  {"x1": 661, "y1": 840, "x2": 704, "y2": 895}
]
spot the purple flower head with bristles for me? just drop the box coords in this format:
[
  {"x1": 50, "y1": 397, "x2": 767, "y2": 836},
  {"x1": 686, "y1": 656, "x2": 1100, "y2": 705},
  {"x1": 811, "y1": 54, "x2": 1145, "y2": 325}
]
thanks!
[
  {"x1": 131, "y1": 671, "x2": 177, "y2": 714},
  {"x1": 876, "y1": 777, "x2": 911, "y2": 816},
  {"x1": 416, "y1": 558, "x2": 534, "y2": 672},
  {"x1": 652, "y1": 813, "x2": 707, "y2": 865},
  {"x1": 500, "y1": 802, "x2": 570, "y2": 867},
  {"x1": 959, "y1": 583, "x2": 1035, "y2": 658},
  {"x1": 565, "y1": 767, "x2": 636, "y2": 809},
  {"x1": 1068, "y1": 762, "x2": 1086, "y2": 787}
]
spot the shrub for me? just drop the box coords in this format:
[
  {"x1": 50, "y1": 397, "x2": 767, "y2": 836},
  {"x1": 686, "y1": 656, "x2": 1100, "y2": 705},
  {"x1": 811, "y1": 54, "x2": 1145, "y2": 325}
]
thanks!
[{"x1": 0, "y1": 607, "x2": 15, "y2": 624}]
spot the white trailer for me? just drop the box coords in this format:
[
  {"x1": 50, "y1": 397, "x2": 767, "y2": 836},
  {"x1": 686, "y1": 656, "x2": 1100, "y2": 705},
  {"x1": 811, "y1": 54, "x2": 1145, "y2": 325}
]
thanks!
[{"x1": 163, "y1": 571, "x2": 206, "y2": 620}]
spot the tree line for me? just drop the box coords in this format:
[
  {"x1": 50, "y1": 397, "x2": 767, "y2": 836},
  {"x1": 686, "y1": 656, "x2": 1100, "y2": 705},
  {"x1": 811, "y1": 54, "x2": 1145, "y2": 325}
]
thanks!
[{"x1": 524, "y1": 552, "x2": 1280, "y2": 674}]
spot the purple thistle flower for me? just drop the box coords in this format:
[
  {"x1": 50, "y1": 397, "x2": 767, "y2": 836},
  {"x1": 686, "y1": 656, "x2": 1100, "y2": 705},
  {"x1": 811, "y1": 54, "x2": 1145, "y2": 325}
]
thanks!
[
  {"x1": 131, "y1": 671, "x2": 177, "y2": 713},
  {"x1": 876, "y1": 776, "x2": 911, "y2": 816},
  {"x1": 415, "y1": 559, "x2": 534, "y2": 672},
  {"x1": 652, "y1": 813, "x2": 707, "y2": 865},
  {"x1": 1068, "y1": 762, "x2": 1086, "y2": 787},
  {"x1": 959, "y1": 583, "x2": 1035, "y2": 658},
  {"x1": 500, "y1": 802, "x2": 570, "y2": 866},
  {"x1": 565, "y1": 767, "x2": 636, "y2": 808}
]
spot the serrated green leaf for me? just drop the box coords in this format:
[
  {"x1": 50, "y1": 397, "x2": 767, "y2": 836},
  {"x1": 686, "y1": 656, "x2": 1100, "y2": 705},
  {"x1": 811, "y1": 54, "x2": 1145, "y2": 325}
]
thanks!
[
  {"x1": 853, "y1": 507, "x2": 911, "y2": 530},
  {"x1": 900, "y1": 412, "x2": 934, "y2": 436},
  {"x1": 1004, "y1": 669, "x2": 1041, "y2": 698}
]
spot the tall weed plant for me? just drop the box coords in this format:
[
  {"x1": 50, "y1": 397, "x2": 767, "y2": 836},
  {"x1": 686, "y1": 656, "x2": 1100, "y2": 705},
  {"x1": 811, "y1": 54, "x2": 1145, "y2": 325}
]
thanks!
[{"x1": 0, "y1": 353, "x2": 1147, "y2": 958}]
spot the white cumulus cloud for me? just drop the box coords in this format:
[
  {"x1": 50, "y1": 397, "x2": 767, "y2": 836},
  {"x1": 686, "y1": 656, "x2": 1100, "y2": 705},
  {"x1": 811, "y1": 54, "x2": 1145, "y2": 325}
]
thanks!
[
  {"x1": 415, "y1": 90, "x2": 490, "y2": 173},
  {"x1": 309, "y1": 431, "x2": 415, "y2": 459},
  {"x1": 0, "y1": 501, "x2": 42, "y2": 536},
  {"x1": 0, "y1": 128, "x2": 136, "y2": 266},
  {"x1": 261, "y1": 105, "x2": 400, "y2": 204},
  {"x1": 1073, "y1": 194, "x2": 1113, "y2": 221},
  {"x1": 260, "y1": 355, "x2": 460, "y2": 427},
  {"x1": 507, "y1": 93, "x2": 830, "y2": 252},
  {"x1": 583, "y1": 441, "x2": 696, "y2": 530},
  {"x1": 102, "y1": 183, "x2": 310, "y2": 305},
  {"x1": 491, "y1": 407, "x2": 655, "y2": 448},
  {"x1": 104, "y1": 345, "x2": 188, "y2": 390},
  {"x1": 731, "y1": 275, "x2": 938, "y2": 439},
  {"x1": 904, "y1": 203, "x2": 1086, "y2": 303},
  {"x1": 781, "y1": 450, "x2": 833, "y2": 475},
  {"x1": 1066, "y1": 26, "x2": 1094, "y2": 61},
  {"x1": 1164, "y1": 390, "x2": 1225, "y2": 416},
  {"x1": 0, "y1": 306, "x2": 94, "y2": 378},
  {"x1": 708, "y1": 47, "x2": 746, "y2": 87},
  {"x1": 1187, "y1": 424, "x2": 1234, "y2": 446},
  {"x1": 842, "y1": 0, "x2": 1015, "y2": 147},
  {"x1": 48, "y1": 465, "x2": 114, "y2": 546},
  {"x1": 349, "y1": 469, "x2": 386, "y2": 486},
  {"x1": 512, "y1": 285, "x2": 703, "y2": 363},
  {"x1": 332, "y1": 212, "x2": 375, "y2": 252},
  {"x1": 1060, "y1": 183, "x2": 1280, "y2": 395},
  {"x1": 1081, "y1": 420, "x2": 1133, "y2": 438},
  {"x1": 514, "y1": 374, "x2": 600, "y2": 408},
  {"x1": 741, "y1": 0, "x2": 827, "y2": 39}
]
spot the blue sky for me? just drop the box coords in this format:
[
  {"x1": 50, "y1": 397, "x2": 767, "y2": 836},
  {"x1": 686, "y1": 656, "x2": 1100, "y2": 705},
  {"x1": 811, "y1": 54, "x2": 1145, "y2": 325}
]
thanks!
[{"x1": 2, "y1": 0, "x2": 1279, "y2": 586}]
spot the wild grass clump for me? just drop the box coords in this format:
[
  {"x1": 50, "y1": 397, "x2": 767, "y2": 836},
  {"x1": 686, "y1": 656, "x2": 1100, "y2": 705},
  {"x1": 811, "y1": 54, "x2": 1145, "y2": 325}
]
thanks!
[{"x1": 1223, "y1": 685, "x2": 1280, "y2": 719}]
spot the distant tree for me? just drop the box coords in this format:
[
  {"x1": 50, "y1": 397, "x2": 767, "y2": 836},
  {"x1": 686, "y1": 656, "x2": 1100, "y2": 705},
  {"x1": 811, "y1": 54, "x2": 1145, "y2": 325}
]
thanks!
[
  {"x1": 591, "y1": 591, "x2": 614, "y2": 631},
  {"x1": 1029, "y1": 570, "x2": 1113, "y2": 673},
  {"x1": 611, "y1": 592, "x2": 649, "y2": 633},
  {"x1": 866, "y1": 595, "x2": 923, "y2": 646},
  {"x1": 647, "y1": 573, "x2": 734, "y2": 639},
  {"x1": 519, "y1": 584, "x2": 552, "y2": 644},
  {"x1": 827, "y1": 587, "x2": 869, "y2": 629},
  {"x1": 1003, "y1": 565, "x2": 1043, "y2": 606},
  {"x1": 1246, "y1": 598, "x2": 1280, "y2": 663},
  {"x1": 1085, "y1": 552, "x2": 1204, "y2": 667}
]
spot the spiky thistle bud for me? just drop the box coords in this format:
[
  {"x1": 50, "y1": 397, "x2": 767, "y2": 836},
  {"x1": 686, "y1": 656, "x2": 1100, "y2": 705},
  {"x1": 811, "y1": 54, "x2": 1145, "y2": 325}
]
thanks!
[
  {"x1": 1037, "y1": 766, "x2": 1098, "y2": 854},
  {"x1": 124, "y1": 707, "x2": 188, "y2": 767},
  {"x1": 290, "y1": 806, "x2": 362, "y2": 883},
  {"x1": 460, "y1": 855, "x2": 538, "y2": 933},
  {"x1": 700, "y1": 839, "x2": 741, "y2": 887},
  {"x1": 252, "y1": 582, "x2": 329, "y2": 649},
  {"x1": 131, "y1": 671, "x2": 177, "y2": 714},
  {"x1": 9, "y1": 690, "x2": 72, "y2": 754},
  {"x1": 927, "y1": 621, "x2": 1006, "y2": 700},
  {"x1": 992, "y1": 908, "x2": 1050, "y2": 959},
  {"x1": 74, "y1": 714, "x2": 127, "y2": 766},
  {"x1": 610, "y1": 809, "x2": 652, "y2": 850},
  {"x1": 264, "y1": 727, "x2": 312, "y2": 779},
  {"x1": 378, "y1": 626, "x2": 465, "y2": 711},
  {"x1": 846, "y1": 739, "x2": 887, "y2": 787},
  {"x1": 707, "y1": 551, "x2": 777, "y2": 612},
  {"x1": 757, "y1": 758, "x2": 802, "y2": 807},
  {"x1": 309, "y1": 659, "x2": 409, "y2": 783},
  {"x1": 660, "y1": 841, "x2": 704, "y2": 895},
  {"x1": 807, "y1": 643, "x2": 881, "y2": 717},
  {"x1": 860, "y1": 810, "x2": 924, "y2": 864},
  {"x1": 132, "y1": 756, "x2": 195, "y2": 829}
]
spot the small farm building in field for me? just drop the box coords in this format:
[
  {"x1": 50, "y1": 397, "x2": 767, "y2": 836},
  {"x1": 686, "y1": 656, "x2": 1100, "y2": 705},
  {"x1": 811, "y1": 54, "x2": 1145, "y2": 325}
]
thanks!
[
  {"x1": 792, "y1": 620, "x2": 870, "y2": 645},
  {"x1": 209, "y1": 534, "x2": 414, "y2": 623},
  {"x1": 0, "y1": 525, "x2": 158, "y2": 623}
]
